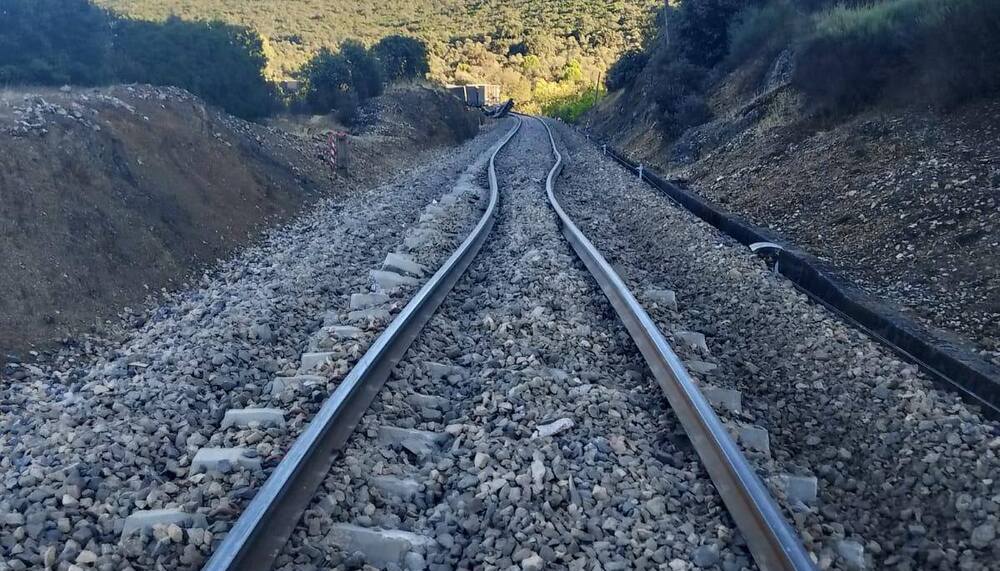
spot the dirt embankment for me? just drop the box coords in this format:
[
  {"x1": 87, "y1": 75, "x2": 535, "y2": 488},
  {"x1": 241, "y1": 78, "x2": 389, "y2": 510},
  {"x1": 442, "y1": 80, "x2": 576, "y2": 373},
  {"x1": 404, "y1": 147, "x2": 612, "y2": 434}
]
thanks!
[
  {"x1": 0, "y1": 84, "x2": 479, "y2": 358},
  {"x1": 583, "y1": 57, "x2": 999, "y2": 364}
]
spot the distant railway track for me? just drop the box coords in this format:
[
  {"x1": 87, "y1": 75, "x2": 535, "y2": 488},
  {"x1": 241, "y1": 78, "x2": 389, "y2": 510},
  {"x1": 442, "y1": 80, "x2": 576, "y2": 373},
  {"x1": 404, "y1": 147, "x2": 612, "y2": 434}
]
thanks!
[{"x1": 200, "y1": 115, "x2": 815, "y2": 571}]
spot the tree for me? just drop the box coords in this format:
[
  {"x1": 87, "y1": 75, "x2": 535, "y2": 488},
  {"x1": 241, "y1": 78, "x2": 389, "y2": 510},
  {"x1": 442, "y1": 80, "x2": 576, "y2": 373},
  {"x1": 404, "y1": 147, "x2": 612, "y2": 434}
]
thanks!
[
  {"x1": 113, "y1": 17, "x2": 276, "y2": 119},
  {"x1": 372, "y1": 35, "x2": 429, "y2": 82},
  {"x1": 339, "y1": 40, "x2": 383, "y2": 99},
  {"x1": 300, "y1": 48, "x2": 356, "y2": 118},
  {"x1": 299, "y1": 41, "x2": 386, "y2": 122},
  {"x1": 0, "y1": 0, "x2": 113, "y2": 85},
  {"x1": 562, "y1": 59, "x2": 584, "y2": 82},
  {"x1": 667, "y1": 0, "x2": 758, "y2": 68},
  {"x1": 605, "y1": 50, "x2": 648, "y2": 91}
]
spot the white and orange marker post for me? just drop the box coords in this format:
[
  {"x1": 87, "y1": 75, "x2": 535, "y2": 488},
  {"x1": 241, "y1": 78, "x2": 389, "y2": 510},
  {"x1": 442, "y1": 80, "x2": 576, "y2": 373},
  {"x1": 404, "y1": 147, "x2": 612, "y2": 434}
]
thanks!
[{"x1": 327, "y1": 130, "x2": 349, "y2": 170}]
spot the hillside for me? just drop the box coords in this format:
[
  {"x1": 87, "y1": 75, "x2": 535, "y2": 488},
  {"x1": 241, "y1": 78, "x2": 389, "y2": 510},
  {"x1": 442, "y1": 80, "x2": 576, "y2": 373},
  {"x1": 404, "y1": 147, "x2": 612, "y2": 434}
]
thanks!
[
  {"x1": 0, "y1": 84, "x2": 478, "y2": 357},
  {"x1": 94, "y1": 0, "x2": 660, "y2": 111},
  {"x1": 583, "y1": 0, "x2": 1000, "y2": 364}
]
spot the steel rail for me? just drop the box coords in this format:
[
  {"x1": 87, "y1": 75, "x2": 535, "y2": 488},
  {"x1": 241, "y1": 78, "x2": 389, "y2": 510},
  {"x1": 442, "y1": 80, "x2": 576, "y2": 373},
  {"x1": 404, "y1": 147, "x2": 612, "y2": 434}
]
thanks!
[
  {"x1": 588, "y1": 133, "x2": 1000, "y2": 419},
  {"x1": 537, "y1": 116, "x2": 817, "y2": 571},
  {"x1": 202, "y1": 117, "x2": 523, "y2": 571}
]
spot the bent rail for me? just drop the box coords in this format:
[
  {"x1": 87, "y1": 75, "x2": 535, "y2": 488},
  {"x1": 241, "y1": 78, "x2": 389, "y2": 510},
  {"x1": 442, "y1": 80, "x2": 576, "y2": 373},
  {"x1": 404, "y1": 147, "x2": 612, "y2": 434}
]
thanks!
[
  {"x1": 537, "y1": 117, "x2": 817, "y2": 571},
  {"x1": 202, "y1": 117, "x2": 523, "y2": 571}
]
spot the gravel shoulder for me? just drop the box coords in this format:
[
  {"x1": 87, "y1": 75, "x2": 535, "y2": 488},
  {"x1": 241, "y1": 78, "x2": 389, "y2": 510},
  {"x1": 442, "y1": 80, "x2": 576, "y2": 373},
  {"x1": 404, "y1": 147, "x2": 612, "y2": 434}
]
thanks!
[
  {"x1": 549, "y1": 120, "x2": 1000, "y2": 571},
  {"x1": 279, "y1": 119, "x2": 755, "y2": 571},
  {"x1": 0, "y1": 119, "x2": 511, "y2": 571},
  {"x1": 0, "y1": 84, "x2": 479, "y2": 357},
  {"x1": 673, "y1": 102, "x2": 1000, "y2": 365},
  {"x1": 588, "y1": 92, "x2": 999, "y2": 367}
]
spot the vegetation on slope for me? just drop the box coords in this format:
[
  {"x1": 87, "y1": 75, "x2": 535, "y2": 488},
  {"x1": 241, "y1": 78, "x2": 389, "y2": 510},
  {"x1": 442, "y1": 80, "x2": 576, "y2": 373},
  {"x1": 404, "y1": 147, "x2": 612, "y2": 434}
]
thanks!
[
  {"x1": 794, "y1": 0, "x2": 1000, "y2": 110},
  {"x1": 94, "y1": 0, "x2": 662, "y2": 112},
  {"x1": 0, "y1": 0, "x2": 431, "y2": 121},
  {"x1": 113, "y1": 18, "x2": 278, "y2": 119},
  {"x1": 604, "y1": 0, "x2": 1000, "y2": 135},
  {"x1": 0, "y1": 0, "x2": 277, "y2": 118},
  {"x1": 0, "y1": 0, "x2": 115, "y2": 86}
]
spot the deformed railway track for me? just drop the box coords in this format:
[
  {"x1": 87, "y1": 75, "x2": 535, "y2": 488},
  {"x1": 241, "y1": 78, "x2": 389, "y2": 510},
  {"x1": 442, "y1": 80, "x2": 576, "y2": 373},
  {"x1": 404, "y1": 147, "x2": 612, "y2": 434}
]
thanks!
[{"x1": 198, "y1": 116, "x2": 816, "y2": 571}]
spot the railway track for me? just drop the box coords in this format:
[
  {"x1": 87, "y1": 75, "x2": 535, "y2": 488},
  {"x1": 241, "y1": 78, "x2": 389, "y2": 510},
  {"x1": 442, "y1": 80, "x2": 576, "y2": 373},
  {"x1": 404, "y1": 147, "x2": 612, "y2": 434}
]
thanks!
[
  {"x1": 3, "y1": 108, "x2": 997, "y2": 571},
  {"x1": 196, "y1": 116, "x2": 814, "y2": 571},
  {"x1": 7, "y1": 110, "x2": 994, "y2": 571},
  {"x1": 544, "y1": 121, "x2": 1000, "y2": 571},
  {"x1": 9, "y1": 111, "x2": 993, "y2": 571}
]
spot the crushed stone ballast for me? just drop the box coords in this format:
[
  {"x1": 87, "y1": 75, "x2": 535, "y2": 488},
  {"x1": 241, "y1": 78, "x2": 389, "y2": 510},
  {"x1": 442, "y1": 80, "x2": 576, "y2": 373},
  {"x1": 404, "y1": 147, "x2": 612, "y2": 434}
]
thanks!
[
  {"x1": 549, "y1": 120, "x2": 1000, "y2": 570},
  {"x1": 581, "y1": 128, "x2": 1000, "y2": 418},
  {"x1": 200, "y1": 119, "x2": 523, "y2": 571},
  {"x1": 198, "y1": 115, "x2": 815, "y2": 571},
  {"x1": 0, "y1": 120, "x2": 516, "y2": 571}
]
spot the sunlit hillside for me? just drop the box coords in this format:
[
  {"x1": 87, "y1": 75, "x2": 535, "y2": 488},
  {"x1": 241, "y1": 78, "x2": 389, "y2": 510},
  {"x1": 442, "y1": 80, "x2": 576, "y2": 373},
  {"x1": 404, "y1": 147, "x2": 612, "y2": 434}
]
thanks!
[{"x1": 95, "y1": 0, "x2": 661, "y2": 111}]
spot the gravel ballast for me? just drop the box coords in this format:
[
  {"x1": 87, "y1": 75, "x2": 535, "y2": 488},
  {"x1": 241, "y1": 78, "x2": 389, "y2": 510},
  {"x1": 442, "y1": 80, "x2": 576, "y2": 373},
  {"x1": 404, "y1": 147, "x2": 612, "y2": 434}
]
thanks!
[
  {"x1": 279, "y1": 119, "x2": 754, "y2": 571},
  {"x1": 7, "y1": 112, "x2": 996, "y2": 571},
  {"x1": 548, "y1": 120, "x2": 1000, "y2": 571},
  {"x1": 0, "y1": 120, "x2": 513, "y2": 571}
]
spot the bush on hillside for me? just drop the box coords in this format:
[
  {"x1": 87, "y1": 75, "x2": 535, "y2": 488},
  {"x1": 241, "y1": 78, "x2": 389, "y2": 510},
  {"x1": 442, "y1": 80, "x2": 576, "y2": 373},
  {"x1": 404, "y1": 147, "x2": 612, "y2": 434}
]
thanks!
[
  {"x1": 674, "y1": 93, "x2": 712, "y2": 128},
  {"x1": 373, "y1": 35, "x2": 430, "y2": 82},
  {"x1": 910, "y1": 0, "x2": 1000, "y2": 104},
  {"x1": 542, "y1": 86, "x2": 606, "y2": 123},
  {"x1": 113, "y1": 17, "x2": 277, "y2": 119},
  {"x1": 299, "y1": 41, "x2": 386, "y2": 122},
  {"x1": 624, "y1": 0, "x2": 753, "y2": 135},
  {"x1": 726, "y1": 0, "x2": 801, "y2": 66},
  {"x1": 0, "y1": 0, "x2": 113, "y2": 85},
  {"x1": 794, "y1": 0, "x2": 1000, "y2": 110},
  {"x1": 648, "y1": 54, "x2": 713, "y2": 136},
  {"x1": 0, "y1": 0, "x2": 277, "y2": 118},
  {"x1": 667, "y1": 0, "x2": 759, "y2": 69},
  {"x1": 299, "y1": 48, "x2": 358, "y2": 122},
  {"x1": 338, "y1": 40, "x2": 383, "y2": 100},
  {"x1": 605, "y1": 50, "x2": 648, "y2": 91}
]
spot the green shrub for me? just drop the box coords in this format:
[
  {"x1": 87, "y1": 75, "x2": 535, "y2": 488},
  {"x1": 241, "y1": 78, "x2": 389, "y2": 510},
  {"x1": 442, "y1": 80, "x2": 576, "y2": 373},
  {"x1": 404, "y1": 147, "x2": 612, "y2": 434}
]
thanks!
[
  {"x1": 0, "y1": 0, "x2": 278, "y2": 118},
  {"x1": 605, "y1": 50, "x2": 648, "y2": 91},
  {"x1": 338, "y1": 40, "x2": 383, "y2": 100},
  {"x1": 299, "y1": 48, "x2": 359, "y2": 121},
  {"x1": 562, "y1": 60, "x2": 585, "y2": 83},
  {"x1": 794, "y1": 0, "x2": 1000, "y2": 110},
  {"x1": 649, "y1": 55, "x2": 706, "y2": 109},
  {"x1": 542, "y1": 86, "x2": 605, "y2": 123},
  {"x1": 113, "y1": 17, "x2": 277, "y2": 118},
  {"x1": 911, "y1": 0, "x2": 1000, "y2": 104},
  {"x1": 0, "y1": 0, "x2": 114, "y2": 85},
  {"x1": 372, "y1": 35, "x2": 429, "y2": 82},
  {"x1": 625, "y1": 0, "x2": 751, "y2": 136},
  {"x1": 298, "y1": 41, "x2": 387, "y2": 122},
  {"x1": 727, "y1": 0, "x2": 800, "y2": 65},
  {"x1": 793, "y1": 24, "x2": 904, "y2": 110},
  {"x1": 649, "y1": 54, "x2": 712, "y2": 136},
  {"x1": 667, "y1": 0, "x2": 758, "y2": 69},
  {"x1": 674, "y1": 93, "x2": 712, "y2": 128}
]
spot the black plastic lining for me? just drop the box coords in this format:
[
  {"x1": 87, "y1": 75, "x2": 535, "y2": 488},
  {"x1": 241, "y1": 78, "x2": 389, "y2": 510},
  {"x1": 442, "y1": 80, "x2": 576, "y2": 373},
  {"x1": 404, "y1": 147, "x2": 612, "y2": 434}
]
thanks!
[{"x1": 599, "y1": 144, "x2": 1000, "y2": 419}]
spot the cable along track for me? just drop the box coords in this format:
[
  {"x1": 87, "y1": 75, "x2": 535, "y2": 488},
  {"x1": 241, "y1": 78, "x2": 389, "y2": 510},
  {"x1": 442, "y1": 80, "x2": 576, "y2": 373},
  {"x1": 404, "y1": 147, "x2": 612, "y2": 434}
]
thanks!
[{"x1": 203, "y1": 115, "x2": 814, "y2": 571}]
